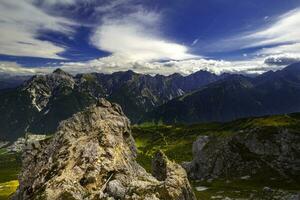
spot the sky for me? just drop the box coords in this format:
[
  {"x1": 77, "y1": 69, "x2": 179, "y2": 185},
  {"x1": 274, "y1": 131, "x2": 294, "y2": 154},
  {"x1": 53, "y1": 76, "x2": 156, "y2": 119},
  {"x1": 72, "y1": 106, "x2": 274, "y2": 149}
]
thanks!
[{"x1": 1, "y1": 0, "x2": 300, "y2": 75}]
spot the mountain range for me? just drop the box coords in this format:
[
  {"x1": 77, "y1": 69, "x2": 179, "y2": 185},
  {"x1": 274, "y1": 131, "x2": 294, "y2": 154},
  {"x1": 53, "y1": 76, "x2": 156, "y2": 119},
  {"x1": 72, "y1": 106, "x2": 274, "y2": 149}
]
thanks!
[
  {"x1": 0, "y1": 68, "x2": 226, "y2": 141},
  {"x1": 1, "y1": 63, "x2": 299, "y2": 141},
  {"x1": 145, "y1": 62, "x2": 300, "y2": 123}
]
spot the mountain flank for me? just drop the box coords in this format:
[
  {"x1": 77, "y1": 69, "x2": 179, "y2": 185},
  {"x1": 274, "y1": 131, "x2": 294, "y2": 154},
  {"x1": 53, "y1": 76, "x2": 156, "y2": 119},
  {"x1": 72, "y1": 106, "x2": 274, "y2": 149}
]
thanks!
[{"x1": 145, "y1": 62, "x2": 300, "y2": 124}]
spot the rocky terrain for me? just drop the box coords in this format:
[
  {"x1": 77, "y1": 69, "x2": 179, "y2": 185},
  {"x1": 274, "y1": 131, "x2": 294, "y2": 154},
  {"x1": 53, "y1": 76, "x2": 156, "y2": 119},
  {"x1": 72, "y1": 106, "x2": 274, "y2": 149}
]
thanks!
[
  {"x1": 13, "y1": 99, "x2": 196, "y2": 200},
  {"x1": 184, "y1": 127, "x2": 300, "y2": 181},
  {"x1": 0, "y1": 69, "x2": 96, "y2": 141},
  {"x1": 6, "y1": 134, "x2": 47, "y2": 153}
]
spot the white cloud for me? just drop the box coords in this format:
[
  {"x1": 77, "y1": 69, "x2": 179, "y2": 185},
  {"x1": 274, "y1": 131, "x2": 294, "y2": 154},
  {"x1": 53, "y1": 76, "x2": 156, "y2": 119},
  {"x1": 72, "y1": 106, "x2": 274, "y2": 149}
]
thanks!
[
  {"x1": 36, "y1": 0, "x2": 77, "y2": 5},
  {"x1": 206, "y1": 8, "x2": 300, "y2": 59},
  {"x1": 55, "y1": 52, "x2": 287, "y2": 75},
  {"x1": 0, "y1": 1, "x2": 295, "y2": 76},
  {"x1": 95, "y1": 0, "x2": 132, "y2": 13},
  {"x1": 139, "y1": 58, "x2": 280, "y2": 75},
  {"x1": 245, "y1": 8, "x2": 300, "y2": 48},
  {"x1": 259, "y1": 43, "x2": 300, "y2": 56},
  {"x1": 0, "y1": 0, "x2": 75, "y2": 59},
  {"x1": 231, "y1": 8, "x2": 300, "y2": 59},
  {"x1": 0, "y1": 56, "x2": 287, "y2": 76},
  {"x1": 91, "y1": 10, "x2": 198, "y2": 62},
  {"x1": 0, "y1": 62, "x2": 51, "y2": 75},
  {"x1": 263, "y1": 53, "x2": 300, "y2": 65}
]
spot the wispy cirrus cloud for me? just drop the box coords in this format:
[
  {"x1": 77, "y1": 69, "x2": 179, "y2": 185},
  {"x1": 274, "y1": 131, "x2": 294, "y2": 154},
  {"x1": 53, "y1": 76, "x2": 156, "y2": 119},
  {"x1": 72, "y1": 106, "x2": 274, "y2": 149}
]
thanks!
[
  {"x1": 245, "y1": 8, "x2": 300, "y2": 48},
  {"x1": 91, "y1": 9, "x2": 198, "y2": 62},
  {"x1": 0, "y1": 0, "x2": 76, "y2": 59},
  {"x1": 247, "y1": 8, "x2": 300, "y2": 66},
  {"x1": 95, "y1": 0, "x2": 133, "y2": 13},
  {"x1": 205, "y1": 8, "x2": 300, "y2": 61}
]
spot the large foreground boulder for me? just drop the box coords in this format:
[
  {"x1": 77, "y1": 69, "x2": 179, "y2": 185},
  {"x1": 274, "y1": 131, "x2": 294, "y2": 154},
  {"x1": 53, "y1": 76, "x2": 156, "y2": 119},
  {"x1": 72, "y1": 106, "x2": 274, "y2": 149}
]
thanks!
[{"x1": 13, "y1": 99, "x2": 196, "y2": 200}]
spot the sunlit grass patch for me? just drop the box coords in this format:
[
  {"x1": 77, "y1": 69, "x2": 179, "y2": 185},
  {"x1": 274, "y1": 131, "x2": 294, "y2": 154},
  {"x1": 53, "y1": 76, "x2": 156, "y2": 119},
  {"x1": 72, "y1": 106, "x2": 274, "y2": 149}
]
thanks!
[
  {"x1": 0, "y1": 180, "x2": 18, "y2": 200},
  {"x1": 0, "y1": 151, "x2": 21, "y2": 183}
]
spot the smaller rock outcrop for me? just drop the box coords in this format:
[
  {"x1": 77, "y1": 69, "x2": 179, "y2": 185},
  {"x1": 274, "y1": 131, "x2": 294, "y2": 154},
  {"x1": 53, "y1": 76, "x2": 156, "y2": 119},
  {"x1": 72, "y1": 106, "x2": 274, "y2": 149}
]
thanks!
[
  {"x1": 152, "y1": 151, "x2": 196, "y2": 200},
  {"x1": 13, "y1": 98, "x2": 196, "y2": 200},
  {"x1": 7, "y1": 134, "x2": 47, "y2": 153},
  {"x1": 184, "y1": 129, "x2": 300, "y2": 180}
]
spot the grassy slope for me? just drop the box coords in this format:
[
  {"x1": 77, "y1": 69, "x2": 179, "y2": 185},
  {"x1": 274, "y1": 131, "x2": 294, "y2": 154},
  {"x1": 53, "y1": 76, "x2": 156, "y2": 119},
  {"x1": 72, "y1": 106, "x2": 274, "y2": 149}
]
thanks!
[
  {"x1": 0, "y1": 113, "x2": 299, "y2": 199},
  {"x1": 0, "y1": 149, "x2": 21, "y2": 199},
  {"x1": 0, "y1": 181, "x2": 18, "y2": 200},
  {"x1": 132, "y1": 113, "x2": 300, "y2": 199},
  {"x1": 133, "y1": 122, "x2": 221, "y2": 172}
]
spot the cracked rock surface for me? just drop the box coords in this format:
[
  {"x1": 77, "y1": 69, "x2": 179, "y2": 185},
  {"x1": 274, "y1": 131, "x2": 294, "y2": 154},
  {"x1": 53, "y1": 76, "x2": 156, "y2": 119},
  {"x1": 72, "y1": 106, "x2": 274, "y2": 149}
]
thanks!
[
  {"x1": 13, "y1": 98, "x2": 196, "y2": 200},
  {"x1": 184, "y1": 129, "x2": 300, "y2": 180}
]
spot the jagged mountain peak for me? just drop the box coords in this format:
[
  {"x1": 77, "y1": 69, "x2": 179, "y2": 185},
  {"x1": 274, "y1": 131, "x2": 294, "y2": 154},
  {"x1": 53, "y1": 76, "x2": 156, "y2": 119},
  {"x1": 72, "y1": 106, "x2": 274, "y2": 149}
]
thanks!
[
  {"x1": 24, "y1": 68, "x2": 74, "y2": 87},
  {"x1": 52, "y1": 68, "x2": 72, "y2": 77},
  {"x1": 20, "y1": 69, "x2": 76, "y2": 112},
  {"x1": 191, "y1": 70, "x2": 214, "y2": 76}
]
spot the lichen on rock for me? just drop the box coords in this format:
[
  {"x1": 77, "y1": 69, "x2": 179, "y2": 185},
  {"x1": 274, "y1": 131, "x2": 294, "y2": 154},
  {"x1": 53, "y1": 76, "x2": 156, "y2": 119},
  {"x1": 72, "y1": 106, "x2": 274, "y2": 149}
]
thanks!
[{"x1": 12, "y1": 98, "x2": 196, "y2": 200}]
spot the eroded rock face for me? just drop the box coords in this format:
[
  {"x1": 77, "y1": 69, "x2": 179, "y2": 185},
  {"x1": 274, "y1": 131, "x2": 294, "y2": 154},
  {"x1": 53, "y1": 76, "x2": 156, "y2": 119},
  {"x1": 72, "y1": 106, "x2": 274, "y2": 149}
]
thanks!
[
  {"x1": 23, "y1": 69, "x2": 75, "y2": 111},
  {"x1": 152, "y1": 151, "x2": 197, "y2": 200},
  {"x1": 7, "y1": 134, "x2": 47, "y2": 153},
  {"x1": 184, "y1": 129, "x2": 300, "y2": 180},
  {"x1": 13, "y1": 98, "x2": 195, "y2": 200}
]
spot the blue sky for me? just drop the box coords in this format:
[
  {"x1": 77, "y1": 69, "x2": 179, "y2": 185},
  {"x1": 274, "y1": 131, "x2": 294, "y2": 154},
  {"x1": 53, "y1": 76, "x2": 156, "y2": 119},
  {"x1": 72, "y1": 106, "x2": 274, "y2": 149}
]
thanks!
[{"x1": 0, "y1": 0, "x2": 300, "y2": 75}]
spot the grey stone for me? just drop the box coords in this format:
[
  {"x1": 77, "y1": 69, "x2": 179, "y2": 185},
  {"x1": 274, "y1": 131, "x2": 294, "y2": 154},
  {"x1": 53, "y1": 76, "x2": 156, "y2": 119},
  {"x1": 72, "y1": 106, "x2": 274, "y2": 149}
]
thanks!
[
  {"x1": 13, "y1": 99, "x2": 196, "y2": 200},
  {"x1": 107, "y1": 180, "x2": 126, "y2": 199},
  {"x1": 184, "y1": 129, "x2": 300, "y2": 180}
]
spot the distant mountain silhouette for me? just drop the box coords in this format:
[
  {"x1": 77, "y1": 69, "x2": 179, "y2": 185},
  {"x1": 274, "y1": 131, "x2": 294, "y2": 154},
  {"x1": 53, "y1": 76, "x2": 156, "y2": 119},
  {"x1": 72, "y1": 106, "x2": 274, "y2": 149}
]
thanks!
[
  {"x1": 0, "y1": 74, "x2": 30, "y2": 90},
  {"x1": 144, "y1": 62, "x2": 300, "y2": 124}
]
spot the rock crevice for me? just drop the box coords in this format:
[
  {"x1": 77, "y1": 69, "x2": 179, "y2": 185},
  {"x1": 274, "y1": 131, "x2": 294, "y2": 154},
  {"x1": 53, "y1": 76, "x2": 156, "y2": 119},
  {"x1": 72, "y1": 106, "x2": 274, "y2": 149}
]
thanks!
[{"x1": 13, "y1": 98, "x2": 196, "y2": 200}]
